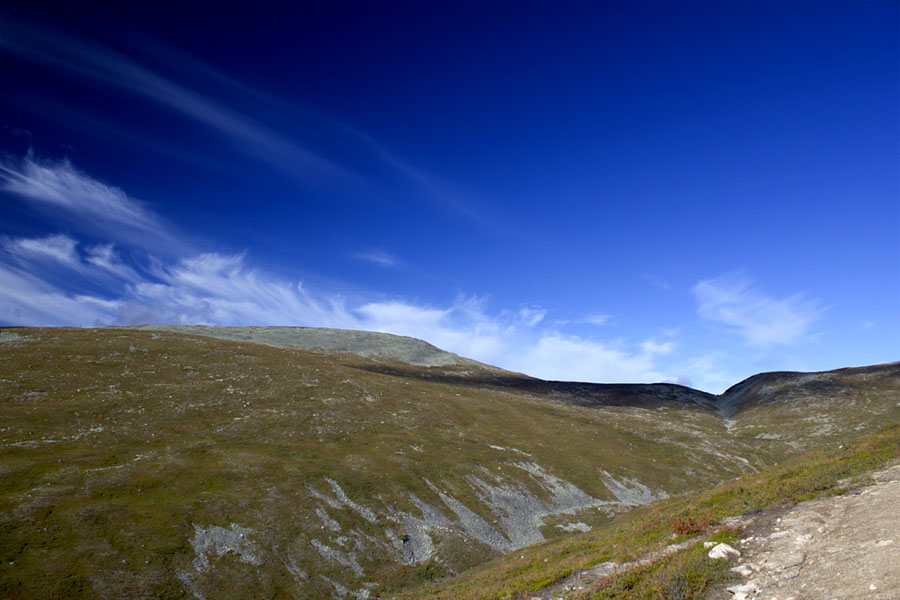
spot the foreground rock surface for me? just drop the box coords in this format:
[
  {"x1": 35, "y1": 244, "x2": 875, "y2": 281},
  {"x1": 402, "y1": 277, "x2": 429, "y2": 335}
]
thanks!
[{"x1": 712, "y1": 463, "x2": 900, "y2": 600}]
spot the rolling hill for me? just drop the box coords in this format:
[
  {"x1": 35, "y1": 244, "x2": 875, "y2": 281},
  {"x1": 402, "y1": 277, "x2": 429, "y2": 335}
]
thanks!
[{"x1": 0, "y1": 326, "x2": 897, "y2": 599}]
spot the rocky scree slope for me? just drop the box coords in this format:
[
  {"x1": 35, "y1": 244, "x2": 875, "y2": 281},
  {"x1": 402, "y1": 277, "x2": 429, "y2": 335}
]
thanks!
[{"x1": 0, "y1": 327, "x2": 897, "y2": 599}]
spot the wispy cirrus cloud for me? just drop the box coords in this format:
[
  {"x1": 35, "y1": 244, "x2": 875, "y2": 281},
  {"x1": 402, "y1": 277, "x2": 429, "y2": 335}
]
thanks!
[
  {"x1": 0, "y1": 19, "x2": 345, "y2": 180},
  {"x1": 0, "y1": 154, "x2": 720, "y2": 389},
  {"x1": 128, "y1": 37, "x2": 500, "y2": 228},
  {"x1": 0, "y1": 258, "x2": 120, "y2": 326},
  {"x1": 0, "y1": 19, "x2": 496, "y2": 226},
  {"x1": 0, "y1": 234, "x2": 677, "y2": 385},
  {"x1": 515, "y1": 306, "x2": 546, "y2": 327},
  {"x1": 84, "y1": 243, "x2": 141, "y2": 281},
  {"x1": 583, "y1": 314, "x2": 613, "y2": 326},
  {"x1": 2, "y1": 233, "x2": 79, "y2": 266},
  {"x1": 0, "y1": 155, "x2": 181, "y2": 252},
  {"x1": 353, "y1": 249, "x2": 402, "y2": 268},
  {"x1": 693, "y1": 272, "x2": 825, "y2": 347},
  {"x1": 640, "y1": 340, "x2": 676, "y2": 355}
]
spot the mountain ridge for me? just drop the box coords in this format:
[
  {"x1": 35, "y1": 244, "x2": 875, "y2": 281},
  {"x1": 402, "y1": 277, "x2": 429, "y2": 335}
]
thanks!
[
  {"x1": 125, "y1": 324, "x2": 899, "y2": 419},
  {"x1": 128, "y1": 324, "x2": 501, "y2": 371}
]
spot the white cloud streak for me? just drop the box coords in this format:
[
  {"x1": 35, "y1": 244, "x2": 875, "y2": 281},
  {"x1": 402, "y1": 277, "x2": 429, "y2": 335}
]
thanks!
[
  {"x1": 0, "y1": 155, "x2": 744, "y2": 391},
  {"x1": 693, "y1": 272, "x2": 824, "y2": 347},
  {"x1": 0, "y1": 18, "x2": 504, "y2": 228},
  {"x1": 353, "y1": 249, "x2": 401, "y2": 268},
  {"x1": 511, "y1": 306, "x2": 545, "y2": 328},
  {"x1": 128, "y1": 37, "x2": 501, "y2": 228},
  {"x1": 0, "y1": 156, "x2": 181, "y2": 252},
  {"x1": 0, "y1": 19, "x2": 345, "y2": 180},
  {"x1": 0, "y1": 230, "x2": 679, "y2": 385},
  {"x1": 2, "y1": 233, "x2": 79, "y2": 266},
  {"x1": 0, "y1": 260, "x2": 119, "y2": 326},
  {"x1": 84, "y1": 243, "x2": 141, "y2": 280},
  {"x1": 583, "y1": 314, "x2": 613, "y2": 326},
  {"x1": 640, "y1": 340, "x2": 676, "y2": 355}
]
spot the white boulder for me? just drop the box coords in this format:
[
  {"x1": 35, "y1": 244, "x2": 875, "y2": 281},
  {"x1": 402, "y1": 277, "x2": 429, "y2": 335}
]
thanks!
[{"x1": 708, "y1": 542, "x2": 741, "y2": 560}]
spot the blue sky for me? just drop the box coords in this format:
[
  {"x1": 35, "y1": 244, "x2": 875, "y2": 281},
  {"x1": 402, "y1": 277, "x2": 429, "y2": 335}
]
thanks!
[{"x1": 0, "y1": 1, "x2": 897, "y2": 392}]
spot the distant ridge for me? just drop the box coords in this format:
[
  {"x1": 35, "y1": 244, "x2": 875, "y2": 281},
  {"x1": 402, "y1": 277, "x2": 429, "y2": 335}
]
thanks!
[
  {"x1": 129, "y1": 326, "x2": 898, "y2": 419},
  {"x1": 716, "y1": 360, "x2": 900, "y2": 418},
  {"x1": 128, "y1": 324, "x2": 498, "y2": 370}
]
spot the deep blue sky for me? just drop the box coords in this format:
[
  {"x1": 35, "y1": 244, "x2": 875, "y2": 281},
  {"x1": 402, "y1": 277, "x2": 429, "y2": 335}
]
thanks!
[{"x1": 1, "y1": 1, "x2": 897, "y2": 391}]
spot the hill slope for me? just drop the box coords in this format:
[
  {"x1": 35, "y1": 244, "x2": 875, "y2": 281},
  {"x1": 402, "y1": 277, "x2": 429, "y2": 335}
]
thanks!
[
  {"x1": 0, "y1": 327, "x2": 896, "y2": 599},
  {"x1": 719, "y1": 363, "x2": 900, "y2": 450},
  {"x1": 129, "y1": 325, "x2": 498, "y2": 370}
]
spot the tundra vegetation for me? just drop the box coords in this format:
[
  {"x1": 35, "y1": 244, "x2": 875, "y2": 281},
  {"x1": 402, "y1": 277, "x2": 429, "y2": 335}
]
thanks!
[{"x1": 0, "y1": 327, "x2": 897, "y2": 599}]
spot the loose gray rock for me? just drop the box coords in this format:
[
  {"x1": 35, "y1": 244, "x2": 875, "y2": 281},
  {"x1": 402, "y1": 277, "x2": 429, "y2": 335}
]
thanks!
[
  {"x1": 189, "y1": 523, "x2": 261, "y2": 572},
  {"x1": 598, "y1": 469, "x2": 669, "y2": 507},
  {"x1": 311, "y1": 539, "x2": 364, "y2": 577},
  {"x1": 707, "y1": 543, "x2": 741, "y2": 560}
]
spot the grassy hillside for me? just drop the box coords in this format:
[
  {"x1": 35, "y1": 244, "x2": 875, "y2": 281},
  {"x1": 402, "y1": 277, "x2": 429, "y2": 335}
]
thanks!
[
  {"x1": 405, "y1": 423, "x2": 900, "y2": 599},
  {"x1": 0, "y1": 327, "x2": 896, "y2": 599},
  {"x1": 721, "y1": 363, "x2": 900, "y2": 452}
]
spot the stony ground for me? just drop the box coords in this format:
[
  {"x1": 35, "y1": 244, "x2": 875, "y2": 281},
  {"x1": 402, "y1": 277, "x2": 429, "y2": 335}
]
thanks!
[{"x1": 712, "y1": 463, "x2": 900, "y2": 600}]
